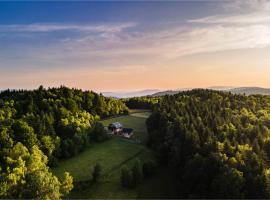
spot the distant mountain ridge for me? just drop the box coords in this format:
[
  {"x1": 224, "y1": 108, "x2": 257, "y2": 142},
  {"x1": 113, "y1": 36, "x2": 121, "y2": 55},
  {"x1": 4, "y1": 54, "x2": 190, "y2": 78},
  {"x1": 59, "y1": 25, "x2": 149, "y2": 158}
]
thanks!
[
  {"x1": 102, "y1": 89, "x2": 160, "y2": 98},
  {"x1": 151, "y1": 87, "x2": 270, "y2": 97},
  {"x1": 102, "y1": 87, "x2": 270, "y2": 98},
  {"x1": 151, "y1": 90, "x2": 183, "y2": 97},
  {"x1": 228, "y1": 87, "x2": 270, "y2": 95}
]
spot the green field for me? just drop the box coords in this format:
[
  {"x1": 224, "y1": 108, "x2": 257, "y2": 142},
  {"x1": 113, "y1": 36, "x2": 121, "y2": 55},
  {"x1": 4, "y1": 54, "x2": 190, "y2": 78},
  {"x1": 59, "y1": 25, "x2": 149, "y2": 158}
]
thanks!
[
  {"x1": 53, "y1": 110, "x2": 177, "y2": 199},
  {"x1": 52, "y1": 110, "x2": 158, "y2": 198},
  {"x1": 102, "y1": 110, "x2": 151, "y2": 143},
  {"x1": 53, "y1": 138, "x2": 150, "y2": 181}
]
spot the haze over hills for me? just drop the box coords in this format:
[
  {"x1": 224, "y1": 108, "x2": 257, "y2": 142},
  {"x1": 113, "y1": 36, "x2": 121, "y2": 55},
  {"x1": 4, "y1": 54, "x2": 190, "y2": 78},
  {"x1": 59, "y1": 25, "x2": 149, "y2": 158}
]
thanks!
[
  {"x1": 228, "y1": 87, "x2": 270, "y2": 95},
  {"x1": 151, "y1": 87, "x2": 270, "y2": 97},
  {"x1": 102, "y1": 89, "x2": 160, "y2": 98},
  {"x1": 2, "y1": 86, "x2": 269, "y2": 98},
  {"x1": 102, "y1": 87, "x2": 270, "y2": 98}
]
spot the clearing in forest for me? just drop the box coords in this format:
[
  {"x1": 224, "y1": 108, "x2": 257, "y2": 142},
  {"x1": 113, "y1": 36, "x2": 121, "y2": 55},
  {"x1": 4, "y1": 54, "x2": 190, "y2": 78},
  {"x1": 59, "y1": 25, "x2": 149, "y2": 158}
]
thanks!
[{"x1": 53, "y1": 110, "x2": 159, "y2": 198}]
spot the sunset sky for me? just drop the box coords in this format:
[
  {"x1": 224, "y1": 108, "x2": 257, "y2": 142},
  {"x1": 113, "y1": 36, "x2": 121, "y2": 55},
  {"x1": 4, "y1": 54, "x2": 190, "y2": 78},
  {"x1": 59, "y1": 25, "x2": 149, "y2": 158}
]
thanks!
[{"x1": 1, "y1": 1, "x2": 270, "y2": 92}]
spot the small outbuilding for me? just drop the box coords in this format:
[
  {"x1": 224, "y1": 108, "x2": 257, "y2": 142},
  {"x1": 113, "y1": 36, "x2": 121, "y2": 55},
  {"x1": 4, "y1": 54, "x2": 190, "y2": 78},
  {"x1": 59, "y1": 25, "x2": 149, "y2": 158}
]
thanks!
[{"x1": 122, "y1": 128, "x2": 134, "y2": 138}]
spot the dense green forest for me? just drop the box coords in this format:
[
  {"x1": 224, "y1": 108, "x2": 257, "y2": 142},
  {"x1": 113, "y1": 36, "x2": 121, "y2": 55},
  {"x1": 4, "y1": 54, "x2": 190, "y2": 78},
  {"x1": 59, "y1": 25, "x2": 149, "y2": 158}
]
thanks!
[
  {"x1": 3, "y1": 86, "x2": 270, "y2": 199},
  {"x1": 124, "y1": 96, "x2": 160, "y2": 110},
  {"x1": 0, "y1": 86, "x2": 128, "y2": 199},
  {"x1": 147, "y1": 89, "x2": 270, "y2": 198}
]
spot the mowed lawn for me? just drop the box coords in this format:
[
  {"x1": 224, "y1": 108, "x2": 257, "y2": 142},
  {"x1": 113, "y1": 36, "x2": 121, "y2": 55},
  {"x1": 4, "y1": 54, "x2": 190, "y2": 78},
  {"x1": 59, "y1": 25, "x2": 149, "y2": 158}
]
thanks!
[{"x1": 52, "y1": 110, "x2": 155, "y2": 198}]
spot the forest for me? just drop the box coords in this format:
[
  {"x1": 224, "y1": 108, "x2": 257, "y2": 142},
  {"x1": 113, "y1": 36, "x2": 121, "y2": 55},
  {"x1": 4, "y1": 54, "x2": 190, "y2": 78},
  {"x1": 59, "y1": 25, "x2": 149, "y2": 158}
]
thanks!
[
  {"x1": 124, "y1": 96, "x2": 160, "y2": 110},
  {"x1": 147, "y1": 89, "x2": 270, "y2": 198},
  {"x1": 2, "y1": 86, "x2": 270, "y2": 199},
  {"x1": 0, "y1": 86, "x2": 128, "y2": 199}
]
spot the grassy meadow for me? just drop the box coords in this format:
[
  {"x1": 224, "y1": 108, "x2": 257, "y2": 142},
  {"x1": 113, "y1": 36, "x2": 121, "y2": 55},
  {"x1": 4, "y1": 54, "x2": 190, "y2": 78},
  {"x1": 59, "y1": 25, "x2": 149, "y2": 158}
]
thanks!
[
  {"x1": 53, "y1": 138, "x2": 150, "y2": 181},
  {"x1": 53, "y1": 109, "x2": 173, "y2": 198}
]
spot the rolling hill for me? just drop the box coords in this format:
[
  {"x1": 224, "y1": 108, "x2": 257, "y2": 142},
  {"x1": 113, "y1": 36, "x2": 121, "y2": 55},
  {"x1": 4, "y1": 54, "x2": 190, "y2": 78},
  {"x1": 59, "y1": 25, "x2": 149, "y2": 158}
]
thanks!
[
  {"x1": 102, "y1": 87, "x2": 270, "y2": 98},
  {"x1": 151, "y1": 87, "x2": 270, "y2": 97},
  {"x1": 227, "y1": 87, "x2": 270, "y2": 95},
  {"x1": 102, "y1": 89, "x2": 160, "y2": 98}
]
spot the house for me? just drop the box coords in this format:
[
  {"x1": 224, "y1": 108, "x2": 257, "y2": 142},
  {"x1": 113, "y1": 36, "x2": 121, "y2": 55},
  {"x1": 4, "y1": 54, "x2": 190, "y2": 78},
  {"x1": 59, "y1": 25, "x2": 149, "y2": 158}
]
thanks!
[
  {"x1": 108, "y1": 122, "x2": 123, "y2": 134},
  {"x1": 107, "y1": 122, "x2": 134, "y2": 138}
]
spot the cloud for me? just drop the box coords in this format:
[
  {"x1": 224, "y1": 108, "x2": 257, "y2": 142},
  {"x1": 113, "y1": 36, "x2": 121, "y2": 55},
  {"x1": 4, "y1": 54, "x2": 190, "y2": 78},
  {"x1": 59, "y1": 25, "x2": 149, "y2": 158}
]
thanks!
[
  {"x1": 222, "y1": 0, "x2": 270, "y2": 12},
  {"x1": 189, "y1": 0, "x2": 270, "y2": 25},
  {"x1": 177, "y1": 0, "x2": 270, "y2": 56},
  {"x1": 2, "y1": 1, "x2": 270, "y2": 72},
  {"x1": 166, "y1": 25, "x2": 270, "y2": 57},
  {"x1": 2, "y1": 21, "x2": 270, "y2": 69},
  {"x1": 2, "y1": 2, "x2": 270, "y2": 90},
  {"x1": 188, "y1": 12, "x2": 270, "y2": 24},
  {"x1": 188, "y1": 0, "x2": 270, "y2": 25},
  {"x1": 6, "y1": 22, "x2": 270, "y2": 68},
  {"x1": 0, "y1": 22, "x2": 137, "y2": 33}
]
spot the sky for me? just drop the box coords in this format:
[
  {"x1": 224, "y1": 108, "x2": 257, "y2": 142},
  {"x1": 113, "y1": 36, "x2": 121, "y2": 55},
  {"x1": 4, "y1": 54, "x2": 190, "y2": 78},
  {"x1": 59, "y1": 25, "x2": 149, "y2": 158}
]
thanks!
[{"x1": 1, "y1": 0, "x2": 270, "y2": 92}]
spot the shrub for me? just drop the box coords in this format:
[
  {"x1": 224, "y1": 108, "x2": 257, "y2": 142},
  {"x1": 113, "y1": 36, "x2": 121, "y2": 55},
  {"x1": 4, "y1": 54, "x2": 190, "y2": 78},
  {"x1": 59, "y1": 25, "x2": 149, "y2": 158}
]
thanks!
[
  {"x1": 131, "y1": 159, "x2": 143, "y2": 187},
  {"x1": 142, "y1": 160, "x2": 156, "y2": 178},
  {"x1": 121, "y1": 167, "x2": 133, "y2": 188},
  {"x1": 90, "y1": 122, "x2": 108, "y2": 142},
  {"x1": 92, "y1": 163, "x2": 102, "y2": 183}
]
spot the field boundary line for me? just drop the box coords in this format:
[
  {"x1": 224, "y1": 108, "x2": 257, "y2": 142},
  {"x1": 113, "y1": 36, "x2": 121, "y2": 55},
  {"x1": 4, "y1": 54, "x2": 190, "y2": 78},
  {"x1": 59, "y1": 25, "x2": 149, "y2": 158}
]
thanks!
[{"x1": 103, "y1": 149, "x2": 144, "y2": 176}]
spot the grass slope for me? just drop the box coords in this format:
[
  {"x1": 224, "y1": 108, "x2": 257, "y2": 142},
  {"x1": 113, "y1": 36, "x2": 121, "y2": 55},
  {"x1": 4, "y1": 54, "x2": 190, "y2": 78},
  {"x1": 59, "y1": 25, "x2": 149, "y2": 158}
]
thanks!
[
  {"x1": 53, "y1": 110, "x2": 157, "y2": 198},
  {"x1": 53, "y1": 138, "x2": 148, "y2": 181}
]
